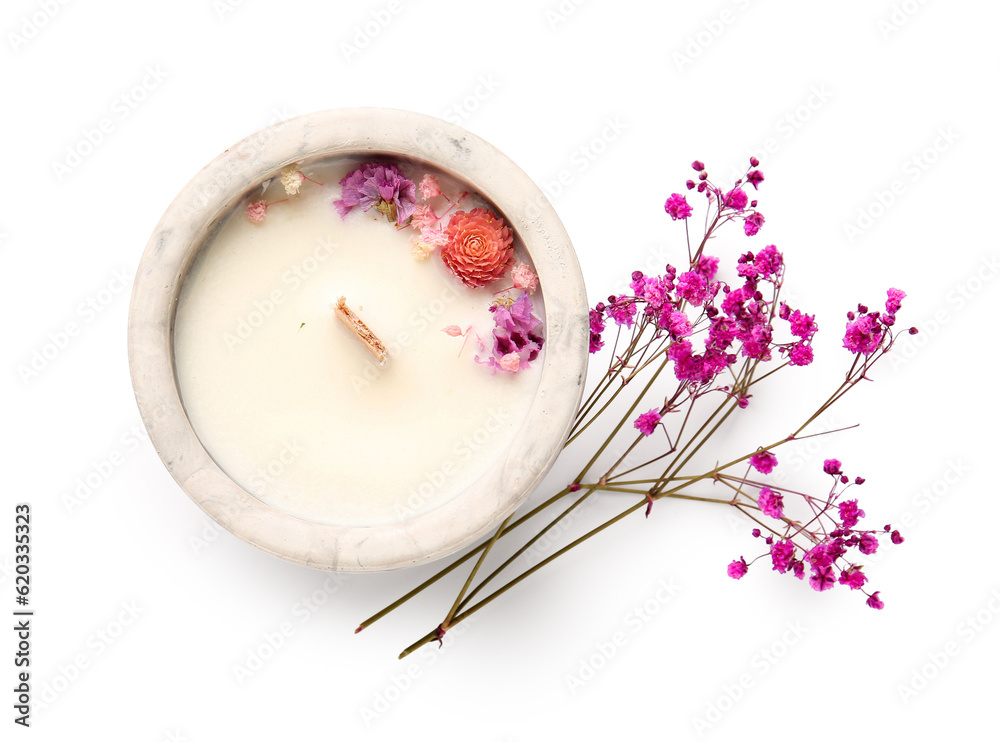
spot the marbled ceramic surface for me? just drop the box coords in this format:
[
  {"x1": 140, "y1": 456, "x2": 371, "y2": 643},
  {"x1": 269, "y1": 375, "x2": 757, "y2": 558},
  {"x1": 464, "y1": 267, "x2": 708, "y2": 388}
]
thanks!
[{"x1": 128, "y1": 109, "x2": 589, "y2": 571}]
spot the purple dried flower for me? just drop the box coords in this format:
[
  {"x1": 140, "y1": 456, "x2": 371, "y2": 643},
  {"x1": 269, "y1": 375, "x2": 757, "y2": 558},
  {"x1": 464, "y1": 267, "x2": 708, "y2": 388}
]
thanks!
[
  {"x1": 333, "y1": 162, "x2": 417, "y2": 226},
  {"x1": 478, "y1": 292, "x2": 544, "y2": 373}
]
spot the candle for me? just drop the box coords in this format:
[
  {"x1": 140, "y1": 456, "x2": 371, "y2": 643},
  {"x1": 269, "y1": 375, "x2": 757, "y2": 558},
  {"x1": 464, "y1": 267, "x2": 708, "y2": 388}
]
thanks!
[
  {"x1": 129, "y1": 108, "x2": 588, "y2": 570},
  {"x1": 172, "y1": 158, "x2": 543, "y2": 526}
]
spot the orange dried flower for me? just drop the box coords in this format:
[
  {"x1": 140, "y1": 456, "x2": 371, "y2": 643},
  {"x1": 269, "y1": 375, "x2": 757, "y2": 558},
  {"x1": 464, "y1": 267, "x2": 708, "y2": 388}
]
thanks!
[{"x1": 440, "y1": 208, "x2": 513, "y2": 288}]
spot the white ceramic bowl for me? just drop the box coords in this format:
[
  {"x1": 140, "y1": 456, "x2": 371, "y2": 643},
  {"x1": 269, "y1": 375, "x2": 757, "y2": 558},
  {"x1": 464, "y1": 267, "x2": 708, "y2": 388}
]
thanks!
[{"x1": 128, "y1": 108, "x2": 588, "y2": 571}]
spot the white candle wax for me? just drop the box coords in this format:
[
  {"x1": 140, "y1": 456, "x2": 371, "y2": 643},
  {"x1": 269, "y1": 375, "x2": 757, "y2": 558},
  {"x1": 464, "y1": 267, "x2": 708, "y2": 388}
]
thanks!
[{"x1": 173, "y1": 159, "x2": 543, "y2": 527}]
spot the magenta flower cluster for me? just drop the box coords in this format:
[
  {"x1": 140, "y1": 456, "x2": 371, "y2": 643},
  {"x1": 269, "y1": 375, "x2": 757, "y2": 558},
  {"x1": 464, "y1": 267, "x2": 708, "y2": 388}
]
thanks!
[
  {"x1": 594, "y1": 161, "x2": 828, "y2": 413},
  {"x1": 843, "y1": 289, "x2": 909, "y2": 355},
  {"x1": 728, "y1": 457, "x2": 904, "y2": 609},
  {"x1": 595, "y1": 156, "x2": 913, "y2": 611},
  {"x1": 634, "y1": 409, "x2": 662, "y2": 436},
  {"x1": 684, "y1": 158, "x2": 765, "y2": 237}
]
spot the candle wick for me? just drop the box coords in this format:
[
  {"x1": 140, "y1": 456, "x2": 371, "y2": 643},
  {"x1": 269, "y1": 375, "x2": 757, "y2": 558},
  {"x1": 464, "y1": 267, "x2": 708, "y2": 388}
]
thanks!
[{"x1": 333, "y1": 297, "x2": 388, "y2": 366}]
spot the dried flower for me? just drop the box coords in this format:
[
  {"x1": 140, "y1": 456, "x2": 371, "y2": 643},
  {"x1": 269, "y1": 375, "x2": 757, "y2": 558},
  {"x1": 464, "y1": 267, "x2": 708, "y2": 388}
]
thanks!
[
  {"x1": 866, "y1": 592, "x2": 885, "y2": 610},
  {"x1": 634, "y1": 409, "x2": 662, "y2": 436},
  {"x1": 743, "y1": 212, "x2": 765, "y2": 236},
  {"x1": 724, "y1": 188, "x2": 749, "y2": 211},
  {"x1": 838, "y1": 499, "x2": 865, "y2": 529},
  {"x1": 411, "y1": 228, "x2": 447, "y2": 260},
  {"x1": 606, "y1": 295, "x2": 637, "y2": 328},
  {"x1": 843, "y1": 313, "x2": 883, "y2": 355},
  {"x1": 410, "y1": 204, "x2": 439, "y2": 232},
  {"x1": 788, "y1": 343, "x2": 814, "y2": 366},
  {"x1": 770, "y1": 540, "x2": 796, "y2": 573},
  {"x1": 334, "y1": 162, "x2": 417, "y2": 226},
  {"x1": 499, "y1": 353, "x2": 520, "y2": 372},
  {"x1": 810, "y1": 565, "x2": 836, "y2": 592},
  {"x1": 441, "y1": 208, "x2": 514, "y2": 288},
  {"x1": 664, "y1": 193, "x2": 693, "y2": 220},
  {"x1": 589, "y1": 308, "x2": 606, "y2": 354},
  {"x1": 757, "y1": 487, "x2": 784, "y2": 519},
  {"x1": 281, "y1": 165, "x2": 305, "y2": 196},
  {"x1": 839, "y1": 567, "x2": 868, "y2": 590},
  {"x1": 360, "y1": 157, "x2": 912, "y2": 655},
  {"x1": 411, "y1": 240, "x2": 434, "y2": 261},
  {"x1": 511, "y1": 263, "x2": 538, "y2": 293},
  {"x1": 246, "y1": 200, "x2": 268, "y2": 223},
  {"x1": 727, "y1": 558, "x2": 748, "y2": 579},
  {"x1": 419, "y1": 174, "x2": 443, "y2": 200},
  {"x1": 750, "y1": 450, "x2": 778, "y2": 474},
  {"x1": 477, "y1": 291, "x2": 543, "y2": 372}
]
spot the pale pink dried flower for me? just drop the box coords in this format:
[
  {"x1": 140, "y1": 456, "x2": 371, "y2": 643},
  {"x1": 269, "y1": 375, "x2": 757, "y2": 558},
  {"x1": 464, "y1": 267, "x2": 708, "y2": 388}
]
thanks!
[
  {"x1": 499, "y1": 352, "x2": 520, "y2": 372},
  {"x1": 419, "y1": 174, "x2": 443, "y2": 200},
  {"x1": 411, "y1": 204, "x2": 439, "y2": 232},
  {"x1": 511, "y1": 263, "x2": 538, "y2": 293},
  {"x1": 246, "y1": 200, "x2": 267, "y2": 223}
]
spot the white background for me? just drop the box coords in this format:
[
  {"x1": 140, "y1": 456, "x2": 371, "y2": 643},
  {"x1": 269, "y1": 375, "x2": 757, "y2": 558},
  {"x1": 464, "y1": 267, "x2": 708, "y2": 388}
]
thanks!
[{"x1": 4, "y1": 0, "x2": 998, "y2": 738}]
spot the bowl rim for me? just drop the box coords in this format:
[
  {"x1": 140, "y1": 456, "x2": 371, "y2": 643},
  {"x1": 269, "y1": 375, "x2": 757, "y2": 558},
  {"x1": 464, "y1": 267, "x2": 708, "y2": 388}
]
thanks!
[{"x1": 127, "y1": 107, "x2": 589, "y2": 572}]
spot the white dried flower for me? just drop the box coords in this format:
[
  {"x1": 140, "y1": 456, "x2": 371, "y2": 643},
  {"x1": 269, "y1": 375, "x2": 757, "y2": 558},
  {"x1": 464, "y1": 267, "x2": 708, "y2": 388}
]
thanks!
[
  {"x1": 281, "y1": 165, "x2": 305, "y2": 196},
  {"x1": 411, "y1": 239, "x2": 434, "y2": 261}
]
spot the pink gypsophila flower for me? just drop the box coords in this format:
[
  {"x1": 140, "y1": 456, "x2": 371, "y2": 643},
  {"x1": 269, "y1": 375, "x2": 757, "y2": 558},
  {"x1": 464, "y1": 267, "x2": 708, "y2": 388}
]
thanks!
[
  {"x1": 511, "y1": 263, "x2": 538, "y2": 293},
  {"x1": 758, "y1": 487, "x2": 784, "y2": 519},
  {"x1": 589, "y1": 308, "x2": 605, "y2": 354},
  {"x1": 606, "y1": 296, "x2": 637, "y2": 327},
  {"x1": 664, "y1": 193, "x2": 693, "y2": 220},
  {"x1": 728, "y1": 558, "x2": 748, "y2": 580},
  {"x1": 770, "y1": 540, "x2": 795, "y2": 573},
  {"x1": 418, "y1": 228, "x2": 448, "y2": 249},
  {"x1": 810, "y1": 565, "x2": 836, "y2": 592},
  {"x1": 410, "y1": 204, "x2": 439, "y2": 232},
  {"x1": 750, "y1": 450, "x2": 778, "y2": 474},
  {"x1": 788, "y1": 343, "x2": 814, "y2": 366},
  {"x1": 664, "y1": 309, "x2": 692, "y2": 339},
  {"x1": 789, "y1": 310, "x2": 818, "y2": 341},
  {"x1": 634, "y1": 409, "x2": 662, "y2": 436},
  {"x1": 839, "y1": 567, "x2": 868, "y2": 590},
  {"x1": 246, "y1": 200, "x2": 268, "y2": 223},
  {"x1": 858, "y1": 533, "x2": 879, "y2": 555},
  {"x1": 744, "y1": 212, "x2": 765, "y2": 236},
  {"x1": 843, "y1": 314, "x2": 883, "y2": 355},
  {"x1": 419, "y1": 174, "x2": 443, "y2": 200},
  {"x1": 753, "y1": 245, "x2": 783, "y2": 279},
  {"x1": 838, "y1": 499, "x2": 865, "y2": 529},
  {"x1": 696, "y1": 255, "x2": 719, "y2": 282},
  {"x1": 498, "y1": 353, "x2": 520, "y2": 372},
  {"x1": 724, "y1": 188, "x2": 748, "y2": 211},
  {"x1": 885, "y1": 288, "x2": 906, "y2": 315},
  {"x1": 676, "y1": 271, "x2": 708, "y2": 305}
]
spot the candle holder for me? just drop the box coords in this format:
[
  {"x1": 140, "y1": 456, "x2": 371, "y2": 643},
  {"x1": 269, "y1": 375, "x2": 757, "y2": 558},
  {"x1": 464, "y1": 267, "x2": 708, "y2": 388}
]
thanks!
[{"x1": 128, "y1": 108, "x2": 589, "y2": 571}]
